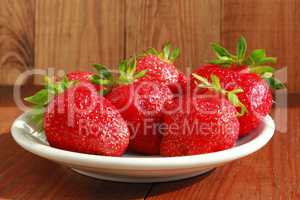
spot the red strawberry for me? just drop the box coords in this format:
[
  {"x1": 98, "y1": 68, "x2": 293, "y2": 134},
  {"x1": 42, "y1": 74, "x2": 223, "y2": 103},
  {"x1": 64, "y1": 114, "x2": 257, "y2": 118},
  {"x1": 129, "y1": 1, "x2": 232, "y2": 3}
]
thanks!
[
  {"x1": 94, "y1": 59, "x2": 174, "y2": 155},
  {"x1": 160, "y1": 76, "x2": 240, "y2": 156},
  {"x1": 136, "y1": 43, "x2": 186, "y2": 94},
  {"x1": 190, "y1": 64, "x2": 239, "y2": 94},
  {"x1": 106, "y1": 80, "x2": 173, "y2": 155},
  {"x1": 235, "y1": 73, "x2": 272, "y2": 135},
  {"x1": 67, "y1": 71, "x2": 94, "y2": 82},
  {"x1": 25, "y1": 78, "x2": 130, "y2": 156},
  {"x1": 66, "y1": 71, "x2": 103, "y2": 92},
  {"x1": 190, "y1": 36, "x2": 285, "y2": 136},
  {"x1": 191, "y1": 66, "x2": 272, "y2": 136}
]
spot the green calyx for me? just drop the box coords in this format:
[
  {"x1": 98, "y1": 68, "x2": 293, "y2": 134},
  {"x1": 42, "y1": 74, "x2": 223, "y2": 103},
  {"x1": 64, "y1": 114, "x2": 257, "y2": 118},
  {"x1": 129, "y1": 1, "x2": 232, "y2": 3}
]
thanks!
[
  {"x1": 24, "y1": 76, "x2": 76, "y2": 130},
  {"x1": 192, "y1": 73, "x2": 247, "y2": 116},
  {"x1": 91, "y1": 58, "x2": 147, "y2": 90},
  {"x1": 90, "y1": 64, "x2": 115, "y2": 95},
  {"x1": 210, "y1": 36, "x2": 285, "y2": 90},
  {"x1": 145, "y1": 42, "x2": 180, "y2": 63},
  {"x1": 117, "y1": 58, "x2": 147, "y2": 84}
]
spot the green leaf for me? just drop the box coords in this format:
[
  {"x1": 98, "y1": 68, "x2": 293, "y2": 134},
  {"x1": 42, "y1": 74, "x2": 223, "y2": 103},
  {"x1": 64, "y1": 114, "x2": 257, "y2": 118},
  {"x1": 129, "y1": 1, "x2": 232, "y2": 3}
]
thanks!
[
  {"x1": 162, "y1": 42, "x2": 171, "y2": 60},
  {"x1": 210, "y1": 75, "x2": 221, "y2": 90},
  {"x1": 90, "y1": 77, "x2": 112, "y2": 86},
  {"x1": 24, "y1": 89, "x2": 49, "y2": 105},
  {"x1": 27, "y1": 105, "x2": 45, "y2": 130},
  {"x1": 118, "y1": 61, "x2": 127, "y2": 77},
  {"x1": 210, "y1": 56, "x2": 234, "y2": 65},
  {"x1": 264, "y1": 77, "x2": 286, "y2": 90},
  {"x1": 127, "y1": 58, "x2": 137, "y2": 75},
  {"x1": 250, "y1": 49, "x2": 266, "y2": 61},
  {"x1": 249, "y1": 66, "x2": 274, "y2": 75},
  {"x1": 247, "y1": 49, "x2": 276, "y2": 66},
  {"x1": 211, "y1": 43, "x2": 232, "y2": 58},
  {"x1": 99, "y1": 89, "x2": 111, "y2": 96},
  {"x1": 230, "y1": 88, "x2": 243, "y2": 94},
  {"x1": 55, "y1": 83, "x2": 65, "y2": 93},
  {"x1": 192, "y1": 73, "x2": 209, "y2": 85},
  {"x1": 31, "y1": 113, "x2": 44, "y2": 130},
  {"x1": 228, "y1": 92, "x2": 240, "y2": 106},
  {"x1": 238, "y1": 104, "x2": 248, "y2": 116},
  {"x1": 146, "y1": 48, "x2": 159, "y2": 56},
  {"x1": 227, "y1": 92, "x2": 248, "y2": 116},
  {"x1": 93, "y1": 63, "x2": 105, "y2": 71},
  {"x1": 24, "y1": 75, "x2": 78, "y2": 131},
  {"x1": 118, "y1": 76, "x2": 133, "y2": 84},
  {"x1": 44, "y1": 76, "x2": 55, "y2": 91},
  {"x1": 169, "y1": 48, "x2": 180, "y2": 62},
  {"x1": 61, "y1": 76, "x2": 71, "y2": 90},
  {"x1": 257, "y1": 57, "x2": 277, "y2": 65},
  {"x1": 243, "y1": 56, "x2": 255, "y2": 65},
  {"x1": 236, "y1": 36, "x2": 247, "y2": 63},
  {"x1": 93, "y1": 64, "x2": 113, "y2": 80},
  {"x1": 134, "y1": 70, "x2": 147, "y2": 79}
]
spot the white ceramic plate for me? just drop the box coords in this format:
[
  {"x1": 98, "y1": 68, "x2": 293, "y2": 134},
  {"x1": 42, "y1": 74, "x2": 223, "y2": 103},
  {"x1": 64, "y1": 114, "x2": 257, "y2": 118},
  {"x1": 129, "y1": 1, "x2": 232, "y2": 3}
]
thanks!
[{"x1": 11, "y1": 112, "x2": 275, "y2": 183}]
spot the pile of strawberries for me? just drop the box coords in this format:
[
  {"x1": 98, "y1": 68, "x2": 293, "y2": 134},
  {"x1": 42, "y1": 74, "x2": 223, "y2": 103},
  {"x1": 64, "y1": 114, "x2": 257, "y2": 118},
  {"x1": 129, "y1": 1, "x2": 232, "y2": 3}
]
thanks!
[{"x1": 25, "y1": 36, "x2": 284, "y2": 157}]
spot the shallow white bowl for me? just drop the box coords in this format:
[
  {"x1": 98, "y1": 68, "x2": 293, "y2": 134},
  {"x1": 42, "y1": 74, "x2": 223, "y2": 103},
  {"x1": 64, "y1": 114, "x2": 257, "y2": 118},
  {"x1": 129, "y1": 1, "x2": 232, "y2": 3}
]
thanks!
[{"x1": 11, "y1": 113, "x2": 275, "y2": 183}]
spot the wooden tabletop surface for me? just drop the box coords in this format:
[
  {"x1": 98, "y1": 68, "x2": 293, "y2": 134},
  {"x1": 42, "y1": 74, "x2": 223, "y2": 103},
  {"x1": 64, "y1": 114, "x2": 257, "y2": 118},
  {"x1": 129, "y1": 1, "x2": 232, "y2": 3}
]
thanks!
[{"x1": 0, "y1": 87, "x2": 299, "y2": 200}]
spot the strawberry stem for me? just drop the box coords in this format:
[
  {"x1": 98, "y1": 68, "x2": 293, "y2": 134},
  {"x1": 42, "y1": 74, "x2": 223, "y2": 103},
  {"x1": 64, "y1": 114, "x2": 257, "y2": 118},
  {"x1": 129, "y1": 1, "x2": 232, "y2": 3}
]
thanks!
[
  {"x1": 24, "y1": 76, "x2": 76, "y2": 130},
  {"x1": 209, "y1": 35, "x2": 285, "y2": 90},
  {"x1": 92, "y1": 58, "x2": 147, "y2": 90},
  {"x1": 192, "y1": 73, "x2": 247, "y2": 116},
  {"x1": 145, "y1": 42, "x2": 180, "y2": 63}
]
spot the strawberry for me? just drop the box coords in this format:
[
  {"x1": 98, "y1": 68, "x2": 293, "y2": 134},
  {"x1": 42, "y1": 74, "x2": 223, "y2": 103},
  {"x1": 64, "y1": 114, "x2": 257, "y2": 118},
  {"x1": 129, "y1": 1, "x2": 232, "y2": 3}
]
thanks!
[
  {"x1": 25, "y1": 77, "x2": 130, "y2": 156},
  {"x1": 235, "y1": 73, "x2": 272, "y2": 135},
  {"x1": 136, "y1": 43, "x2": 186, "y2": 94},
  {"x1": 104, "y1": 59, "x2": 173, "y2": 155},
  {"x1": 66, "y1": 71, "x2": 103, "y2": 92},
  {"x1": 66, "y1": 71, "x2": 94, "y2": 82},
  {"x1": 160, "y1": 75, "x2": 240, "y2": 156},
  {"x1": 192, "y1": 67, "x2": 272, "y2": 136},
  {"x1": 191, "y1": 36, "x2": 285, "y2": 136},
  {"x1": 190, "y1": 64, "x2": 240, "y2": 94}
]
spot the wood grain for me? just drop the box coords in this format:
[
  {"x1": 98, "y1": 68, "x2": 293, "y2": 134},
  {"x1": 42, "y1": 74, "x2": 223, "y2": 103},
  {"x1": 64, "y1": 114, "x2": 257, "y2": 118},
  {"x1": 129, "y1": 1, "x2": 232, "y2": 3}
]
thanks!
[
  {"x1": 125, "y1": 0, "x2": 220, "y2": 73},
  {"x1": 221, "y1": 0, "x2": 300, "y2": 93},
  {"x1": 34, "y1": 0, "x2": 125, "y2": 83},
  {"x1": 0, "y1": 0, "x2": 35, "y2": 85},
  {"x1": 0, "y1": 135, "x2": 151, "y2": 200}
]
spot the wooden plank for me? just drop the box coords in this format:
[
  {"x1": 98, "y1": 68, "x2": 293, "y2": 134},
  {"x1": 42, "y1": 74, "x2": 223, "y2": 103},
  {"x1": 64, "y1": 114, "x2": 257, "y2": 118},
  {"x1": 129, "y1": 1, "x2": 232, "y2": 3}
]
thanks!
[
  {"x1": 0, "y1": 135, "x2": 151, "y2": 200},
  {"x1": 125, "y1": 0, "x2": 220, "y2": 73},
  {"x1": 35, "y1": 0, "x2": 125, "y2": 83},
  {"x1": 221, "y1": 0, "x2": 300, "y2": 93},
  {"x1": 0, "y1": 0, "x2": 35, "y2": 85}
]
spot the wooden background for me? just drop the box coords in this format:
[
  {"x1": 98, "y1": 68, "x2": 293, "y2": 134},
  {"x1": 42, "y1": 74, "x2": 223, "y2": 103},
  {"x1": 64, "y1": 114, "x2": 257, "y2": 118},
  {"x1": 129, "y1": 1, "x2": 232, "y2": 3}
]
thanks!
[{"x1": 0, "y1": 0, "x2": 298, "y2": 92}]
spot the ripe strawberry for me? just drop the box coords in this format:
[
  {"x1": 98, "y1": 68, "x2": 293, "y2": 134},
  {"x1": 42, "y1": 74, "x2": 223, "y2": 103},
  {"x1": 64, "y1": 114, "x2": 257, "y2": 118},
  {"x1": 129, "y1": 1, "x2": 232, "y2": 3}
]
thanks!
[
  {"x1": 235, "y1": 73, "x2": 272, "y2": 135},
  {"x1": 25, "y1": 77, "x2": 130, "y2": 156},
  {"x1": 160, "y1": 75, "x2": 240, "y2": 156},
  {"x1": 66, "y1": 71, "x2": 94, "y2": 82},
  {"x1": 66, "y1": 71, "x2": 103, "y2": 92},
  {"x1": 190, "y1": 64, "x2": 240, "y2": 94},
  {"x1": 136, "y1": 43, "x2": 186, "y2": 94},
  {"x1": 190, "y1": 36, "x2": 285, "y2": 136},
  {"x1": 104, "y1": 59, "x2": 173, "y2": 155}
]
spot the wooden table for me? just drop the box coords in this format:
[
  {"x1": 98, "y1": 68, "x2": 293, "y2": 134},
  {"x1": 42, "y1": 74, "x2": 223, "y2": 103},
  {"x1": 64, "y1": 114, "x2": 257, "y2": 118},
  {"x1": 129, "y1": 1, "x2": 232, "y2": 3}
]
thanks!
[{"x1": 1, "y1": 87, "x2": 299, "y2": 200}]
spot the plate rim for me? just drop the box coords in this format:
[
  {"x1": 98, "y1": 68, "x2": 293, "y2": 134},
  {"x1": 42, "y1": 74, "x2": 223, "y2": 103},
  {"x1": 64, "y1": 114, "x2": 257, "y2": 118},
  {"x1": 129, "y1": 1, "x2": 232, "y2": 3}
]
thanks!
[{"x1": 11, "y1": 112, "x2": 275, "y2": 170}]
